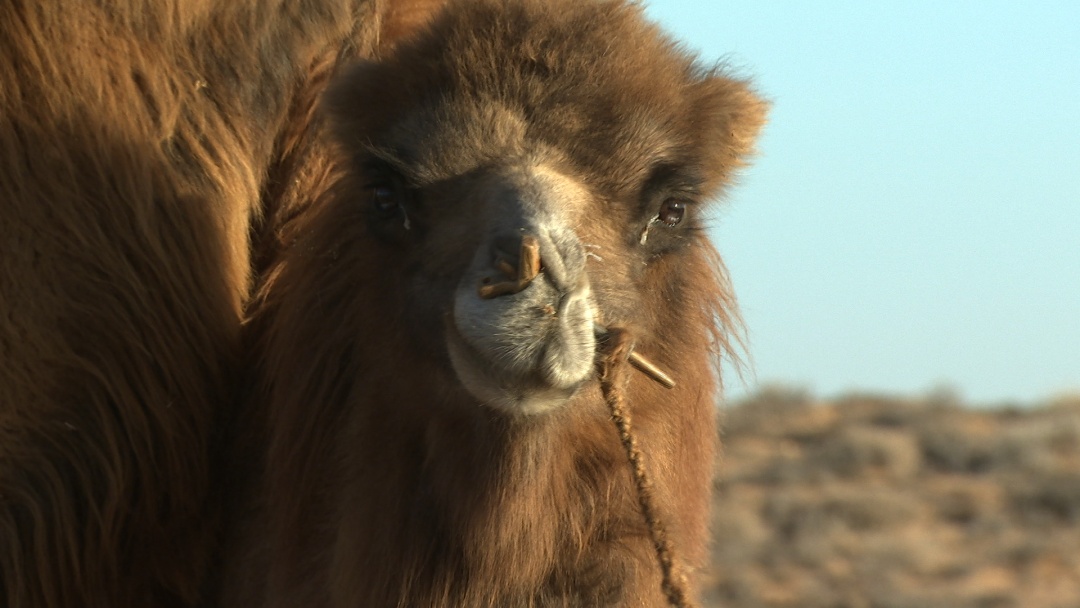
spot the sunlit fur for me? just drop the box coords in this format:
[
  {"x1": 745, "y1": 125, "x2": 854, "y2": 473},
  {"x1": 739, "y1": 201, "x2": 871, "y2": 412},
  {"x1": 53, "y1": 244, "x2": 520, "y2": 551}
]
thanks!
[
  {"x1": 219, "y1": 0, "x2": 767, "y2": 606},
  {"x1": 0, "y1": 1, "x2": 439, "y2": 605}
]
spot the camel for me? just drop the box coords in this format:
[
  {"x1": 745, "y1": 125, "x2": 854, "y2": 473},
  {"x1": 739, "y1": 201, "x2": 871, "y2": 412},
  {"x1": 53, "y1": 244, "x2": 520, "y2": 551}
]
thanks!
[
  {"x1": 0, "y1": 1, "x2": 445, "y2": 606},
  {"x1": 217, "y1": 0, "x2": 767, "y2": 605}
]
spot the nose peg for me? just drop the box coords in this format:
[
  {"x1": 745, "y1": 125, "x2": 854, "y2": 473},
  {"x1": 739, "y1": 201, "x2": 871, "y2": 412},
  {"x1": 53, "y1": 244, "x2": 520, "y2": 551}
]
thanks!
[
  {"x1": 478, "y1": 235, "x2": 542, "y2": 299},
  {"x1": 593, "y1": 323, "x2": 676, "y2": 389}
]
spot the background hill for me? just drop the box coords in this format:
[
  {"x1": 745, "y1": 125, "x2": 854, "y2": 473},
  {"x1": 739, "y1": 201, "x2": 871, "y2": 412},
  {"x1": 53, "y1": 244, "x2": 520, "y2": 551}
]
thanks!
[{"x1": 705, "y1": 388, "x2": 1080, "y2": 608}]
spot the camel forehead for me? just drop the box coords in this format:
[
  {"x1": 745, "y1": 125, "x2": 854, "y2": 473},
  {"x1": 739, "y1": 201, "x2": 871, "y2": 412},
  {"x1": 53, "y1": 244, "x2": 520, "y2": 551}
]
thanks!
[
  {"x1": 381, "y1": 98, "x2": 529, "y2": 184},
  {"x1": 379, "y1": 95, "x2": 677, "y2": 189},
  {"x1": 369, "y1": 0, "x2": 700, "y2": 191}
]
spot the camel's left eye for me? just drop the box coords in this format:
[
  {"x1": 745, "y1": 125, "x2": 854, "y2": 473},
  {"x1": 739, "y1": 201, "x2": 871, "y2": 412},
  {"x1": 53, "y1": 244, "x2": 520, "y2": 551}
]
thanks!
[{"x1": 657, "y1": 199, "x2": 686, "y2": 227}]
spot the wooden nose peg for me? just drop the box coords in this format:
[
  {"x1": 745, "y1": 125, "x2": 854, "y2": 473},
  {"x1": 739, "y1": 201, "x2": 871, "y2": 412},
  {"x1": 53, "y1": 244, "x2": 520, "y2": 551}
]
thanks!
[
  {"x1": 593, "y1": 323, "x2": 676, "y2": 389},
  {"x1": 478, "y1": 235, "x2": 542, "y2": 299}
]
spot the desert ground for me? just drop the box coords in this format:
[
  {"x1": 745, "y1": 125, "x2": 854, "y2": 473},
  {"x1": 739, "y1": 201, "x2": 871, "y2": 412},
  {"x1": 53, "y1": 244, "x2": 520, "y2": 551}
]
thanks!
[{"x1": 706, "y1": 387, "x2": 1080, "y2": 608}]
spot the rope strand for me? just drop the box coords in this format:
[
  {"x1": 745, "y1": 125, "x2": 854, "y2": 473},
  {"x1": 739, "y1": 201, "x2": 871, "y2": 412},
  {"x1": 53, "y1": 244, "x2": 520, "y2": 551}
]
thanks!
[{"x1": 599, "y1": 328, "x2": 698, "y2": 608}]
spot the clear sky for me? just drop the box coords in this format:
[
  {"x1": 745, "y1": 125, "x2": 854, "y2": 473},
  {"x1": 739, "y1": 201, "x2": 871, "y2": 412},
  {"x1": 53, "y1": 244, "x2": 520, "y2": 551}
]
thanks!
[{"x1": 643, "y1": 1, "x2": 1080, "y2": 404}]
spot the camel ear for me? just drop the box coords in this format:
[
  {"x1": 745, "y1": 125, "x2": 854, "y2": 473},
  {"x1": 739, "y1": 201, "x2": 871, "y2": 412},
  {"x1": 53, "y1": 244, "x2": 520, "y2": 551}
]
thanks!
[
  {"x1": 377, "y1": 0, "x2": 447, "y2": 52},
  {"x1": 690, "y1": 73, "x2": 769, "y2": 188}
]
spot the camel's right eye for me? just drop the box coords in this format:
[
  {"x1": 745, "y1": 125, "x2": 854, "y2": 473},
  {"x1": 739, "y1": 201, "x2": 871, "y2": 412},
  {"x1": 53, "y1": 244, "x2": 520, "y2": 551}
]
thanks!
[{"x1": 370, "y1": 184, "x2": 399, "y2": 217}]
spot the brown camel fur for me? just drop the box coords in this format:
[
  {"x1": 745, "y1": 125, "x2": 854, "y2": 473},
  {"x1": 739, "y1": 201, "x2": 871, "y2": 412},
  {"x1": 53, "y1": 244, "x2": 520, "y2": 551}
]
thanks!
[
  {"x1": 219, "y1": 0, "x2": 767, "y2": 605},
  {"x1": 0, "y1": 1, "x2": 447, "y2": 606}
]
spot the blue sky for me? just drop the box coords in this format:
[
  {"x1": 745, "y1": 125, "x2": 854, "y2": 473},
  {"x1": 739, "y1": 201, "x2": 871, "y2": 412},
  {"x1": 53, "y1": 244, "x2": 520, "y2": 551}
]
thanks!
[{"x1": 644, "y1": 1, "x2": 1080, "y2": 404}]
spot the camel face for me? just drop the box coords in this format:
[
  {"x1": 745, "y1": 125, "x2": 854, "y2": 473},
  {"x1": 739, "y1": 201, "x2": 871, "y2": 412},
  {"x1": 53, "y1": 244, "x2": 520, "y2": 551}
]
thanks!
[{"x1": 347, "y1": 98, "x2": 612, "y2": 413}]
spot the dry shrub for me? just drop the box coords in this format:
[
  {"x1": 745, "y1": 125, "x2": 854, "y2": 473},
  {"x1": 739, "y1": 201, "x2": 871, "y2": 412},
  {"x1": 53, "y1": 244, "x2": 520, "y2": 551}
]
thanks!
[
  {"x1": 924, "y1": 475, "x2": 1004, "y2": 525},
  {"x1": 723, "y1": 385, "x2": 823, "y2": 439},
  {"x1": 746, "y1": 440, "x2": 813, "y2": 485},
  {"x1": 833, "y1": 392, "x2": 932, "y2": 428},
  {"x1": 720, "y1": 436, "x2": 791, "y2": 483},
  {"x1": 811, "y1": 426, "x2": 923, "y2": 480},
  {"x1": 917, "y1": 411, "x2": 1003, "y2": 473},
  {"x1": 1005, "y1": 470, "x2": 1080, "y2": 524},
  {"x1": 994, "y1": 412, "x2": 1080, "y2": 472},
  {"x1": 763, "y1": 484, "x2": 921, "y2": 554}
]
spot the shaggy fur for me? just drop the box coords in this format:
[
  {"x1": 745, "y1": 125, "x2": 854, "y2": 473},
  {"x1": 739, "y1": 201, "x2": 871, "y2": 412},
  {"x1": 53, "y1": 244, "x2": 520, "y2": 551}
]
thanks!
[
  {"x1": 219, "y1": 0, "x2": 767, "y2": 606},
  {"x1": 0, "y1": 1, "x2": 444, "y2": 606}
]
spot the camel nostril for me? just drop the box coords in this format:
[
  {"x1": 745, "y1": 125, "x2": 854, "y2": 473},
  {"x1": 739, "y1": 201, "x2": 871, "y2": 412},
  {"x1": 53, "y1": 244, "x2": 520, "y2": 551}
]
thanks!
[{"x1": 478, "y1": 234, "x2": 542, "y2": 299}]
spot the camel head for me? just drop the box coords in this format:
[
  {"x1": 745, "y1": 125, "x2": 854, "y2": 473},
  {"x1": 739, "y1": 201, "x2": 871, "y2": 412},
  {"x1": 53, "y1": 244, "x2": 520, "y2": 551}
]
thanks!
[{"x1": 323, "y1": 0, "x2": 766, "y2": 415}]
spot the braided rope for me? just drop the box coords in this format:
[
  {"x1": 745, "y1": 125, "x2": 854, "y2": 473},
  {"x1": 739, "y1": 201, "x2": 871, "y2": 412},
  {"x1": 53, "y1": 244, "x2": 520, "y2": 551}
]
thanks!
[{"x1": 599, "y1": 328, "x2": 698, "y2": 608}]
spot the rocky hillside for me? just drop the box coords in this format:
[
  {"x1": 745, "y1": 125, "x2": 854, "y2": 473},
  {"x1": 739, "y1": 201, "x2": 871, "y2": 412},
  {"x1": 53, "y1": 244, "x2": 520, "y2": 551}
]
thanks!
[{"x1": 705, "y1": 388, "x2": 1080, "y2": 608}]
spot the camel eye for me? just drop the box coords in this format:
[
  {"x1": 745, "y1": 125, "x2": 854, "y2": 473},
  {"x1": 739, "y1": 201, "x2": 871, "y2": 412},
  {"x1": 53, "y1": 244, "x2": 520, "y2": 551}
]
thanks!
[
  {"x1": 370, "y1": 184, "x2": 399, "y2": 217},
  {"x1": 657, "y1": 199, "x2": 686, "y2": 227}
]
